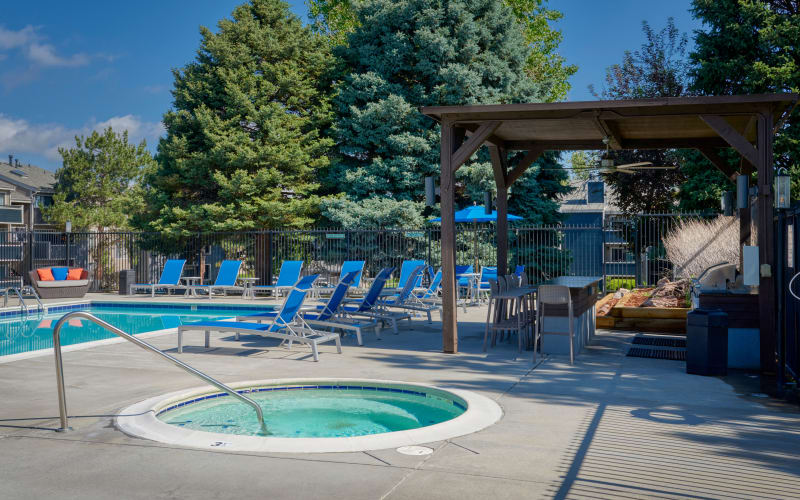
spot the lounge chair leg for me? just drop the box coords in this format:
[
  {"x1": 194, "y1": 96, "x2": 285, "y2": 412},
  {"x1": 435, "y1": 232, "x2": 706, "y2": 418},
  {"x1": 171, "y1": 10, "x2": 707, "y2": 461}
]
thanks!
[
  {"x1": 392, "y1": 319, "x2": 398, "y2": 334},
  {"x1": 426, "y1": 311, "x2": 432, "y2": 323},
  {"x1": 335, "y1": 336, "x2": 342, "y2": 354},
  {"x1": 374, "y1": 324, "x2": 382, "y2": 340},
  {"x1": 177, "y1": 329, "x2": 183, "y2": 353},
  {"x1": 355, "y1": 328, "x2": 363, "y2": 346},
  {"x1": 204, "y1": 330, "x2": 210, "y2": 349},
  {"x1": 234, "y1": 332, "x2": 240, "y2": 341},
  {"x1": 310, "y1": 341, "x2": 319, "y2": 362}
]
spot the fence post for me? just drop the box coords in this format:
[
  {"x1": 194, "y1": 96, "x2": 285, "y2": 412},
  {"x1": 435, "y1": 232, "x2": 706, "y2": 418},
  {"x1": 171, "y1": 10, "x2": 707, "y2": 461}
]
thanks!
[{"x1": 634, "y1": 218, "x2": 641, "y2": 288}]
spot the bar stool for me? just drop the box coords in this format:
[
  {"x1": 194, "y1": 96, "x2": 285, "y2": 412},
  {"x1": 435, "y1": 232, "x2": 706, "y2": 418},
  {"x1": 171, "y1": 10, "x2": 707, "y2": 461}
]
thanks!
[{"x1": 534, "y1": 285, "x2": 574, "y2": 364}]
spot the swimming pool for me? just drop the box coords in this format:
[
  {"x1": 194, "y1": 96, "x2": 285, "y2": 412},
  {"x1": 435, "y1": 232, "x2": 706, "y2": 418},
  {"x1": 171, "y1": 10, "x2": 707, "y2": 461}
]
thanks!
[{"x1": 0, "y1": 302, "x2": 276, "y2": 358}]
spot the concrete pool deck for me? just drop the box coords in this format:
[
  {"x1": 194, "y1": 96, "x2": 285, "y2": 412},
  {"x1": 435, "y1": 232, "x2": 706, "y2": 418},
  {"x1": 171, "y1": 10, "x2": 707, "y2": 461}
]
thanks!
[{"x1": 1, "y1": 294, "x2": 799, "y2": 499}]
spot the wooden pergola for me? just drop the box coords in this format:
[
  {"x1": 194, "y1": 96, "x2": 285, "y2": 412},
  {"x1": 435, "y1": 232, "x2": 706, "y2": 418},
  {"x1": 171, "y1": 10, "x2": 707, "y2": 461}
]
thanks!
[{"x1": 422, "y1": 93, "x2": 798, "y2": 372}]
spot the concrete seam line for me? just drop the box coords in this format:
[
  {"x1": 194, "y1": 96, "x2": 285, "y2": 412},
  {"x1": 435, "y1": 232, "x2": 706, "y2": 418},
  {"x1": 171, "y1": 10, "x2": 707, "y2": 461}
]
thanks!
[
  {"x1": 378, "y1": 441, "x2": 444, "y2": 500},
  {"x1": 493, "y1": 355, "x2": 548, "y2": 402}
]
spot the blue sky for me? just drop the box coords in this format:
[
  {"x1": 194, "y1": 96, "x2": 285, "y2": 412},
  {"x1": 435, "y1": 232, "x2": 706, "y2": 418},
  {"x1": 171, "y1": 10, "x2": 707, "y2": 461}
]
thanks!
[{"x1": 0, "y1": 0, "x2": 702, "y2": 170}]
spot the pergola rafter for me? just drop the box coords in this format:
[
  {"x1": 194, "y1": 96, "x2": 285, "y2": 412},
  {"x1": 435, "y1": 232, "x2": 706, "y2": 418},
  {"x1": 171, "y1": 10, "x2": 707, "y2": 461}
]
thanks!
[{"x1": 423, "y1": 93, "x2": 798, "y2": 374}]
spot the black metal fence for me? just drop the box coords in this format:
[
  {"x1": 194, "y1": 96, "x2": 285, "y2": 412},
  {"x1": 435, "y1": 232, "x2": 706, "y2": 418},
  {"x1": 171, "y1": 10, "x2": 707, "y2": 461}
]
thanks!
[
  {"x1": 776, "y1": 206, "x2": 799, "y2": 390},
  {"x1": 1, "y1": 212, "x2": 711, "y2": 294}
]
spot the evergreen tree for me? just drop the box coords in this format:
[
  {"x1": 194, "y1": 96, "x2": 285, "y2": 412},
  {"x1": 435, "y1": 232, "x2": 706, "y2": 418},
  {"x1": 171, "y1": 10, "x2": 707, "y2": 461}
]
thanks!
[
  {"x1": 138, "y1": 0, "x2": 334, "y2": 234},
  {"x1": 690, "y1": 0, "x2": 800, "y2": 198},
  {"x1": 309, "y1": 0, "x2": 576, "y2": 101},
  {"x1": 327, "y1": 0, "x2": 568, "y2": 225},
  {"x1": 46, "y1": 127, "x2": 153, "y2": 230}
]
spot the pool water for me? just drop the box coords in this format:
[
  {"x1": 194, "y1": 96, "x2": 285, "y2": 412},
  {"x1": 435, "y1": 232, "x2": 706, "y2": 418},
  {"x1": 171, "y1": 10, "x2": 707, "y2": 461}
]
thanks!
[
  {"x1": 159, "y1": 386, "x2": 466, "y2": 438},
  {"x1": 0, "y1": 304, "x2": 274, "y2": 357}
]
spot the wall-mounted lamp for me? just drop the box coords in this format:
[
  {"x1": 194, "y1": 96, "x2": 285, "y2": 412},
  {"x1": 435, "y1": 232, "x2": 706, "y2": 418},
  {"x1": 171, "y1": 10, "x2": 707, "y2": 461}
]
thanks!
[
  {"x1": 721, "y1": 191, "x2": 734, "y2": 216},
  {"x1": 775, "y1": 167, "x2": 791, "y2": 209},
  {"x1": 65, "y1": 221, "x2": 72, "y2": 233},
  {"x1": 484, "y1": 191, "x2": 492, "y2": 215}
]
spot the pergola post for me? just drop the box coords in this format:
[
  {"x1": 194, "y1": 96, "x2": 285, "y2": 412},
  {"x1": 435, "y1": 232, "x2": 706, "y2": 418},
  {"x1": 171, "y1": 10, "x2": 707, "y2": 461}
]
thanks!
[
  {"x1": 756, "y1": 111, "x2": 776, "y2": 374},
  {"x1": 489, "y1": 146, "x2": 508, "y2": 275},
  {"x1": 440, "y1": 119, "x2": 465, "y2": 354}
]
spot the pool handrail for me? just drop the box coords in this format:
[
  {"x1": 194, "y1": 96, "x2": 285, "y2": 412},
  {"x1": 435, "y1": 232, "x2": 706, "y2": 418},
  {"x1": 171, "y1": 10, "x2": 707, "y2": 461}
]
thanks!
[{"x1": 52, "y1": 311, "x2": 267, "y2": 435}]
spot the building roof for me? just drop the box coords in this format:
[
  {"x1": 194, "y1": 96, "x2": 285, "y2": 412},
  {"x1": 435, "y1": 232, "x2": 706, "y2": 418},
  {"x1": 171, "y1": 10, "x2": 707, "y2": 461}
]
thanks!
[
  {"x1": 0, "y1": 159, "x2": 56, "y2": 194},
  {"x1": 420, "y1": 93, "x2": 798, "y2": 151},
  {"x1": 559, "y1": 179, "x2": 620, "y2": 214}
]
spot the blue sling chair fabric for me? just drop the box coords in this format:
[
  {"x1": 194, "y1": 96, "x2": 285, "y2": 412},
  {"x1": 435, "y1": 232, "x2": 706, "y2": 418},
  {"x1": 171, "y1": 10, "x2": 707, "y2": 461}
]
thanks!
[
  {"x1": 252, "y1": 260, "x2": 303, "y2": 298},
  {"x1": 131, "y1": 259, "x2": 186, "y2": 297},
  {"x1": 181, "y1": 259, "x2": 244, "y2": 298}
]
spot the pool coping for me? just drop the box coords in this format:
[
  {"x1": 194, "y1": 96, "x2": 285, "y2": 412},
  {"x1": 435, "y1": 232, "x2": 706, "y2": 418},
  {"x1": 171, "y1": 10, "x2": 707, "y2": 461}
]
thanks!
[
  {"x1": 116, "y1": 378, "x2": 504, "y2": 453},
  {"x1": 0, "y1": 300, "x2": 277, "y2": 364}
]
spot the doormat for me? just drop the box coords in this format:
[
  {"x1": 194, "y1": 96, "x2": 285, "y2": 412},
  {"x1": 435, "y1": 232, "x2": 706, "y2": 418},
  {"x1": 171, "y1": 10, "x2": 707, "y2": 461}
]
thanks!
[
  {"x1": 626, "y1": 347, "x2": 686, "y2": 361},
  {"x1": 632, "y1": 336, "x2": 686, "y2": 348}
]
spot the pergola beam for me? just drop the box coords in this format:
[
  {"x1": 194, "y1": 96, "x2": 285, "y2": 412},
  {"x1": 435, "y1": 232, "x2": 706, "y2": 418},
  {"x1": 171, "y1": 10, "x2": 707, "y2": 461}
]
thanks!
[
  {"x1": 503, "y1": 137, "x2": 731, "y2": 151},
  {"x1": 507, "y1": 148, "x2": 545, "y2": 186},
  {"x1": 592, "y1": 113, "x2": 623, "y2": 150},
  {"x1": 700, "y1": 115, "x2": 760, "y2": 167},
  {"x1": 452, "y1": 121, "x2": 501, "y2": 170}
]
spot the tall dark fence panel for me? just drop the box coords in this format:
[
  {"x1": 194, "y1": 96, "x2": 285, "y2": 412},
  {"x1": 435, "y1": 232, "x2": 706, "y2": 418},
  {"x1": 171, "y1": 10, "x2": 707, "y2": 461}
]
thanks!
[{"x1": 3, "y1": 213, "x2": 712, "y2": 293}]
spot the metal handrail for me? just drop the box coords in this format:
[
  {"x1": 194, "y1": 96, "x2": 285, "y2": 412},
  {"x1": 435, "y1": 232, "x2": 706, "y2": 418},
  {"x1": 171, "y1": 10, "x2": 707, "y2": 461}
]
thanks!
[{"x1": 52, "y1": 311, "x2": 267, "y2": 435}]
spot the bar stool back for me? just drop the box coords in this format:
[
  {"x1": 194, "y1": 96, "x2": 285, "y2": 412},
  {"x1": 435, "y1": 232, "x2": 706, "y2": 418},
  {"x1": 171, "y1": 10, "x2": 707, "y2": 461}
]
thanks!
[{"x1": 535, "y1": 285, "x2": 574, "y2": 364}]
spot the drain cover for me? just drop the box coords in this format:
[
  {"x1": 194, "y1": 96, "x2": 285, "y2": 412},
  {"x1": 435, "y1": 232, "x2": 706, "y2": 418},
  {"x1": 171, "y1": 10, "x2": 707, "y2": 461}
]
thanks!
[{"x1": 396, "y1": 445, "x2": 433, "y2": 456}]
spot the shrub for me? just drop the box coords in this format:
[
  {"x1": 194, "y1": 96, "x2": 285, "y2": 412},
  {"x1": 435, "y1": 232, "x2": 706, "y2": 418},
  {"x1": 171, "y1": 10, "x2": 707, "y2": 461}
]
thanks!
[{"x1": 663, "y1": 216, "x2": 755, "y2": 278}]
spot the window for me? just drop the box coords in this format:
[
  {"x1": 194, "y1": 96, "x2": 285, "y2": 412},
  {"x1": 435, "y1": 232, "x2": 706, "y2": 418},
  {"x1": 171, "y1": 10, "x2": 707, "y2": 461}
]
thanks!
[
  {"x1": 0, "y1": 193, "x2": 6, "y2": 206},
  {"x1": 34, "y1": 195, "x2": 53, "y2": 208}
]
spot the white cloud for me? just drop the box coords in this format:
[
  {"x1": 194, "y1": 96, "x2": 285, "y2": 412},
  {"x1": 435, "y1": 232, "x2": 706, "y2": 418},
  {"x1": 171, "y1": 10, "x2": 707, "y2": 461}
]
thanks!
[
  {"x1": 0, "y1": 25, "x2": 94, "y2": 68},
  {"x1": 0, "y1": 113, "x2": 165, "y2": 163},
  {"x1": 26, "y1": 42, "x2": 89, "y2": 67},
  {"x1": 0, "y1": 25, "x2": 36, "y2": 50}
]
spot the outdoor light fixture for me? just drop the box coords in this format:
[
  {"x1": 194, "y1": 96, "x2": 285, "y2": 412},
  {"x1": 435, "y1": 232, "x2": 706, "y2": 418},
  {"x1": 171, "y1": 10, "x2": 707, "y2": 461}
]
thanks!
[
  {"x1": 65, "y1": 221, "x2": 72, "y2": 233},
  {"x1": 484, "y1": 191, "x2": 492, "y2": 215},
  {"x1": 721, "y1": 191, "x2": 734, "y2": 216},
  {"x1": 736, "y1": 175, "x2": 749, "y2": 210},
  {"x1": 775, "y1": 167, "x2": 791, "y2": 209}
]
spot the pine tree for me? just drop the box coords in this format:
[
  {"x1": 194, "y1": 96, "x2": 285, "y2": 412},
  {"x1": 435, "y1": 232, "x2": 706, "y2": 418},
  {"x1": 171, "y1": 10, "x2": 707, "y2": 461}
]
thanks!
[
  {"x1": 138, "y1": 0, "x2": 334, "y2": 234},
  {"x1": 325, "y1": 0, "x2": 568, "y2": 225},
  {"x1": 690, "y1": 0, "x2": 800, "y2": 197}
]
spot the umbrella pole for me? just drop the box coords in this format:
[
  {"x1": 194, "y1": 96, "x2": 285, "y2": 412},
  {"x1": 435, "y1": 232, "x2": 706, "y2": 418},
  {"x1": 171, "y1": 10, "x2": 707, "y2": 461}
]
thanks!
[{"x1": 473, "y1": 221, "x2": 479, "y2": 271}]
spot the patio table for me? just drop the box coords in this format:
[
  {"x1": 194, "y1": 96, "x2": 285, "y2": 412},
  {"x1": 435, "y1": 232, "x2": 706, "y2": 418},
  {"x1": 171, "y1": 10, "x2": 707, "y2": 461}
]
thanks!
[
  {"x1": 238, "y1": 277, "x2": 259, "y2": 299},
  {"x1": 181, "y1": 276, "x2": 202, "y2": 297}
]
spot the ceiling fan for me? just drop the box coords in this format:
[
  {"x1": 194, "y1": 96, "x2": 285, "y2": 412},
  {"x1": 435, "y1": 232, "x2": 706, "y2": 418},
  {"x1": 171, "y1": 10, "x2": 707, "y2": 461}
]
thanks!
[{"x1": 598, "y1": 137, "x2": 678, "y2": 175}]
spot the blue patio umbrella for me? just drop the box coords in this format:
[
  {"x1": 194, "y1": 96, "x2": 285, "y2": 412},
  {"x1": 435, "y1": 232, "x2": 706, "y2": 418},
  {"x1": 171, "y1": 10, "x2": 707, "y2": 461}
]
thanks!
[
  {"x1": 429, "y1": 205, "x2": 523, "y2": 223},
  {"x1": 430, "y1": 204, "x2": 523, "y2": 271}
]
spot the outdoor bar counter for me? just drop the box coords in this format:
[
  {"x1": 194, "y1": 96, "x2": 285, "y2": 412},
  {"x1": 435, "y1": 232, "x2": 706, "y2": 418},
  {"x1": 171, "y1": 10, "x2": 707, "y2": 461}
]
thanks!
[{"x1": 539, "y1": 276, "x2": 601, "y2": 356}]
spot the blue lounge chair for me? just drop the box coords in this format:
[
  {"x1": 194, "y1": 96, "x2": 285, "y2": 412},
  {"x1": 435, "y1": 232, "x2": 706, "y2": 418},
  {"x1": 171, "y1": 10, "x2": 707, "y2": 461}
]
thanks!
[
  {"x1": 381, "y1": 265, "x2": 439, "y2": 323},
  {"x1": 242, "y1": 270, "x2": 379, "y2": 346},
  {"x1": 130, "y1": 259, "x2": 185, "y2": 297},
  {"x1": 252, "y1": 260, "x2": 303, "y2": 298},
  {"x1": 415, "y1": 268, "x2": 442, "y2": 302},
  {"x1": 340, "y1": 267, "x2": 401, "y2": 333},
  {"x1": 181, "y1": 260, "x2": 244, "y2": 299},
  {"x1": 471, "y1": 266, "x2": 497, "y2": 302},
  {"x1": 386, "y1": 260, "x2": 425, "y2": 291},
  {"x1": 313, "y1": 260, "x2": 365, "y2": 295},
  {"x1": 514, "y1": 265, "x2": 525, "y2": 278},
  {"x1": 177, "y1": 274, "x2": 340, "y2": 362}
]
